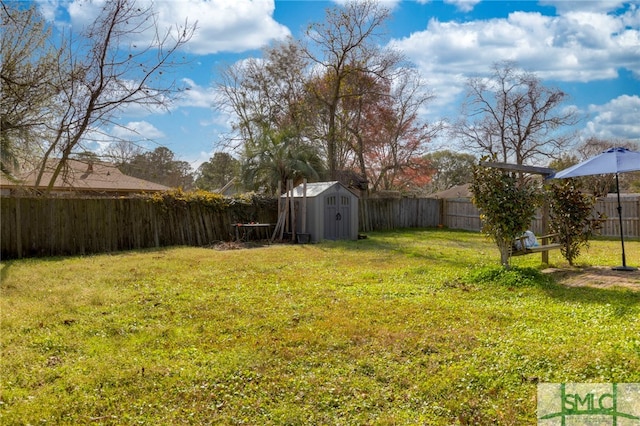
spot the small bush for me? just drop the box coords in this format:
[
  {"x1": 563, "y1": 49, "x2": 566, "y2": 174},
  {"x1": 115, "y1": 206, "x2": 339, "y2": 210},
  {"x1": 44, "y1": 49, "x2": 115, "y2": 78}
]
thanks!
[
  {"x1": 471, "y1": 158, "x2": 541, "y2": 267},
  {"x1": 547, "y1": 180, "x2": 604, "y2": 265},
  {"x1": 147, "y1": 188, "x2": 229, "y2": 209},
  {"x1": 465, "y1": 265, "x2": 553, "y2": 288}
]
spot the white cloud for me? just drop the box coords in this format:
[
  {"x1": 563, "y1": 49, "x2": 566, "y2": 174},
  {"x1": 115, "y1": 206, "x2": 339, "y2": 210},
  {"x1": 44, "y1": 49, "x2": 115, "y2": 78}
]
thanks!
[
  {"x1": 174, "y1": 78, "x2": 218, "y2": 109},
  {"x1": 389, "y1": 4, "x2": 640, "y2": 110},
  {"x1": 111, "y1": 121, "x2": 166, "y2": 141},
  {"x1": 77, "y1": 125, "x2": 116, "y2": 154},
  {"x1": 444, "y1": 0, "x2": 481, "y2": 13},
  {"x1": 540, "y1": 0, "x2": 628, "y2": 14},
  {"x1": 412, "y1": 0, "x2": 481, "y2": 12},
  {"x1": 62, "y1": 0, "x2": 291, "y2": 55},
  {"x1": 183, "y1": 150, "x2": 215, "y2": 172},
  {"x1": 176, "y1": 0, "x2": 291, "y2": 54},
  {"x1": 35, "y1": 0, "x2": 60, "y2": 21},
  {"x1": 394, "y1": 9, "x2": 639, "y2": 79},
  {"x1": 583, "y1": 95, "x2": 640, "y2": 142}
]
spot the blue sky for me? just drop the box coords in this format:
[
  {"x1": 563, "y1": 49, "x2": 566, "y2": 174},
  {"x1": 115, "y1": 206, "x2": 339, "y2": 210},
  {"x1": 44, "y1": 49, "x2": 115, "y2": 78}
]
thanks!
[{"x1": 37, "y1": 0, "x2": 640, "y2": 171}]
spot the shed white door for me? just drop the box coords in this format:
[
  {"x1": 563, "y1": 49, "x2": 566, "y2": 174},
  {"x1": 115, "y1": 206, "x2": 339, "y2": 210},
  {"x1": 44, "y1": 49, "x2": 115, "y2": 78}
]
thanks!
[{"x1": 324, "y1": 194, "x2": 351, "y2": 240}]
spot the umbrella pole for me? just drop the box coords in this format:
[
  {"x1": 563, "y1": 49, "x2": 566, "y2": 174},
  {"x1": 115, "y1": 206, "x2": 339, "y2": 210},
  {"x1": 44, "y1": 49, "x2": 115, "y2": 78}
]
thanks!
[{"x1": 612, "y1": 173, "x2": 636, "y2": 271}]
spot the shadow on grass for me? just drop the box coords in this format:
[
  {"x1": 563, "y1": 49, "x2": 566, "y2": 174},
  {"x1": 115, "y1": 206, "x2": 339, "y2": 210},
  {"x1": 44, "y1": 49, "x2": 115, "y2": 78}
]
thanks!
[
  {"x1": 0, "y1": 245, "x2": 180, "y2": 282},
  {"x1": 0, "y1": 261, "x2": 12, "y2": 286},
  {"x1": 539, "y1": 267, "x2": 640, "y2": 315},
  {"x1": 334, "y1": 228, "x2": 493, "y2": 267},
  {"x1": 545, "y1": 267, "x2": 639, "y2": 288},
  {"x1": 540, "y1": 282, "x2": 640, "y2": 317},
  {"x1": 461, "y1": 264, "x2": 639, "y2": 315}
]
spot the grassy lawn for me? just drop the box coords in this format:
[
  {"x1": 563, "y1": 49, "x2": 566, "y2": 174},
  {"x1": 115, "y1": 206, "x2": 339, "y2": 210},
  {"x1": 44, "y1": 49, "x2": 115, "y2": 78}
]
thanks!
[{"x1": 1, "y1": 229, "x2": 639, "y2": 425}]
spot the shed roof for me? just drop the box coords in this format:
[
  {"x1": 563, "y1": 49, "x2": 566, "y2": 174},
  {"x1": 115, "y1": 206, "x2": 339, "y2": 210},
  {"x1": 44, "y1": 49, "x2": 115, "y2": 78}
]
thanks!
[{"x1": 282, "y1": 181, "x2": 359, "y2": 198}]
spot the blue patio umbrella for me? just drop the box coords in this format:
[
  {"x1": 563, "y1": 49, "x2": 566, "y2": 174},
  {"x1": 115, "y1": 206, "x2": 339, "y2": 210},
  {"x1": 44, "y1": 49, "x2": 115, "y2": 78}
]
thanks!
[{"x1": 550, "y1": 147, "x2": 640, "y2": 271}]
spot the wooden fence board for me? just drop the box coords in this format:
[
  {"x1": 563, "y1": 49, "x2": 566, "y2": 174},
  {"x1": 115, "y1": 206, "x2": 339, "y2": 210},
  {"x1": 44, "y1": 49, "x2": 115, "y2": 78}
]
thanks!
[
  {"x1": 358, "y1": 198, "x2": 440, "y2": 231},
  {"x1": 3, "y1": 195, "x2": 637, "y2": 259},
  {"x1": 1, "y1": 197, "x2": 278, "y2": 259},
  {"x1": 442, "y1": 199, "x2": 482, "y2": 231},
  {"x1": 441, "y1": 196, "x2": 640, "y2": 238}
]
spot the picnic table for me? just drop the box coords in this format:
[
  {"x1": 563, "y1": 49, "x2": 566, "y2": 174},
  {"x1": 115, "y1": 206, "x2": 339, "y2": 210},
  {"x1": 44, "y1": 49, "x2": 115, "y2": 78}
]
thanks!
[{"x1": 232, "y1": 223, "x2": 274, "y2": 242}]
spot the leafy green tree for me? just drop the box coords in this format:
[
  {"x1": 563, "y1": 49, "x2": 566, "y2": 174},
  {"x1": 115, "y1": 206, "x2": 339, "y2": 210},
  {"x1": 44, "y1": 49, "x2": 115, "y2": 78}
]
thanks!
[
  {"x1": 547, "y1": 180, "x2": 603, "y2": 265},
  {"x1": 195, "y1": 152, "x2": 241, "y2": 192},
  {"x1": 120, "y1": 147, "x2": 194, "y2": 189},
  {"x1": 241, "y1": 128, "x2": 325, "y2": 194},
  {"x1": 423, "y1": 150, "x2": 476, "y2": 193},
  {"x1": 471, "y1": 159, "x2": 540, "y2": 267}
]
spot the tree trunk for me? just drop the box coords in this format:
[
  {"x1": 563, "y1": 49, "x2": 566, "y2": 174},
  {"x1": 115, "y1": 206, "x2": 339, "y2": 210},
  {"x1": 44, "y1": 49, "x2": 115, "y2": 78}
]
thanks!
[{"x1": 499, "y1": 241, "x2": 511, "y2": 268}]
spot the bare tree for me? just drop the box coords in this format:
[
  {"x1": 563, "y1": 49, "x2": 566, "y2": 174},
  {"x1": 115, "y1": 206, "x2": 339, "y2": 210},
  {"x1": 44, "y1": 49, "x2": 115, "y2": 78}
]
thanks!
[
  {"x1": 303, "y1": 0, "x2": 402, "y2": 179},
  {"x1": 453, "y1": 61, "x2": 578, "y2": 165},
  {"x1": 1, "y1": 2, "x2": 62, "y2": 175},
  {"x1": 33, "y1": 0, "x2": 196, "y2": 191},
  {"x1": 215, "y1": 38, "x2": 310, "y2": 151},
  {"x1": 103, "y1": 139, "x2": 144, "y2": 166},
  {"x1": 341, "y1": 69, "x2": 439, "y2": 191}
]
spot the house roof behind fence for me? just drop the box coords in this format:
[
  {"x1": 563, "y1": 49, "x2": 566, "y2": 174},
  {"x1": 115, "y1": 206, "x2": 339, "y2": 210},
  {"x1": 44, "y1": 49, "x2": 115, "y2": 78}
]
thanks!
[
  {"x1": 1, "y1": 159, "x2": 170, "y2": 193},
  {"x1": 428, "y1": 183, "x2": 472, "y2": 199}
]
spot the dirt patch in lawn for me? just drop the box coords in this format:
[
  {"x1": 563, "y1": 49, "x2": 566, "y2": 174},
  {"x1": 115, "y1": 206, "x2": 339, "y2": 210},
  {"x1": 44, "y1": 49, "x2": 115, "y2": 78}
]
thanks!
[
  {"x1": 544, "y1": 266, "x2": 640, "y2": 291},
  {"x1": 209, "y1": 240, "x2": 279, "y2": 250}
]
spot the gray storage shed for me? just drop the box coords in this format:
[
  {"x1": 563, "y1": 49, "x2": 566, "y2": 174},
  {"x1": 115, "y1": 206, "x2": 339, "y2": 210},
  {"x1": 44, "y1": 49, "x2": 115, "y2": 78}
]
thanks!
[{"x1": 283, "y1": 181, "x2": 359, "y2": 243}]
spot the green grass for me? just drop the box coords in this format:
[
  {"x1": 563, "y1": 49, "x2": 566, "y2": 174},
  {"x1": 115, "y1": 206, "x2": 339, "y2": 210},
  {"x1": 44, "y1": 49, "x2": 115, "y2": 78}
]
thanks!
[{"x1": 1, "y1": 229, "x2": 639, "y2": 425}]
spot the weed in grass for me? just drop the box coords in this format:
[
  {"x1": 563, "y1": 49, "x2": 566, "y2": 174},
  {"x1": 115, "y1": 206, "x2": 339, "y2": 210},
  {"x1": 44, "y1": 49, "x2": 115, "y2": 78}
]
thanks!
[{"x1": 464, "y1": 265, "x2": 554, "y2": 288}]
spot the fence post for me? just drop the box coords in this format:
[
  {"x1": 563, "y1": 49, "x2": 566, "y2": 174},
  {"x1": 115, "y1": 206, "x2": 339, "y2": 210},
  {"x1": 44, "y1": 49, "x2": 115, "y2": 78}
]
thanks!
[
  {"x1": 541, "y1": 199, "x2": 550, "y2": 264},
  {"x1": 15, "y1": 198, "x2": 22, "y2": 259}
]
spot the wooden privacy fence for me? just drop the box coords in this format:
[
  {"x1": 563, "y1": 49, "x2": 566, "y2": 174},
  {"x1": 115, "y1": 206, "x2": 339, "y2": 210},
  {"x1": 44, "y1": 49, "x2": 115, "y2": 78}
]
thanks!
[
  {"x1": 1, "y1": 196, "x2": 277, "y2": 259},
  {"x1": 359, "y1": 197, "x2": 440, "y2": 231},
  {"x1": 358, "y1": 196, "x2": 640, "y2": 237},
  {"x1": 439, "y1": 199, "x2": 481, "y2": 231},
  {"x1": 593, "y1": 197, "x2": 640, "y2": 238},
  {"x1": 3, "y1": 195, "x2": 637, "y2": 259},
  {"x1": 441, "y1": 196, "x2": 640, "y2": 237}
]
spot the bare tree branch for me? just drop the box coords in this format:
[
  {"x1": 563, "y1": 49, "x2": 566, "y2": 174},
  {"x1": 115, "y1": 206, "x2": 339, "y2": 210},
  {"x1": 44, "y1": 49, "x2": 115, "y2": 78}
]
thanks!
[
  {"x1": 452, "y1": 61, "x2": 579, "y2": 165},
  {"x1": 30, "y1": 0, "x2": 196, "y2": 191}
]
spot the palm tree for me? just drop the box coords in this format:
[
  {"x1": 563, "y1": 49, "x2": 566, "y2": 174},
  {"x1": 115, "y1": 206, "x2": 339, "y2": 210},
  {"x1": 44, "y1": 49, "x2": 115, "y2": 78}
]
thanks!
[{"x1": 242, "y1": 128, "x2": 325, "y2": 194}]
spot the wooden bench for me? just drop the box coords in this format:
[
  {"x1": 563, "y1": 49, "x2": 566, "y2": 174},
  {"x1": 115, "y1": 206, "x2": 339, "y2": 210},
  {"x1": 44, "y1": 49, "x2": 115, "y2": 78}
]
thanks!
[{"x1": 510, "y1": 233, "x2": 561, "y2": 257}]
